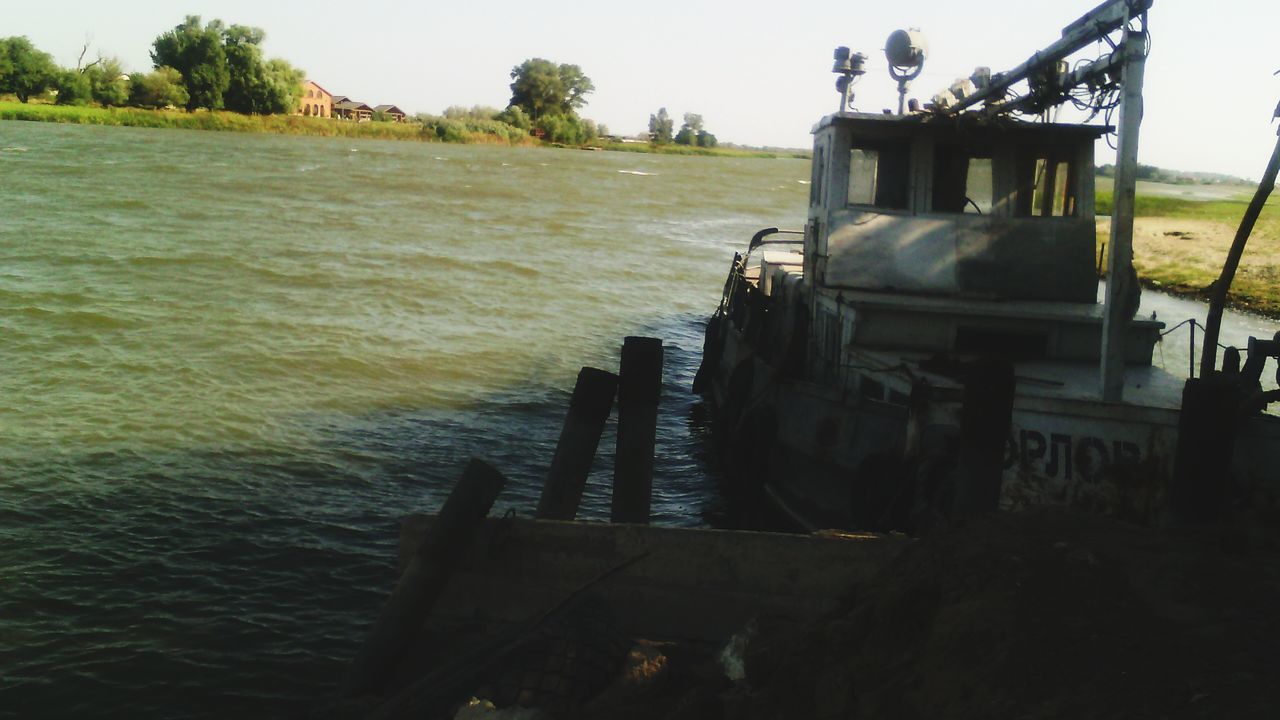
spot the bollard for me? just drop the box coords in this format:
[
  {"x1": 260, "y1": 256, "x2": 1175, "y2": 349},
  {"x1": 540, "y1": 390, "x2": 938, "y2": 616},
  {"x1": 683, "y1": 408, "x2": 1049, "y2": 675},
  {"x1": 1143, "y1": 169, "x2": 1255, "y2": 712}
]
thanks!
[
  {"x1": 536, "y1": 367, "x2": 619, "y2": 521},
  {"x1": 343, "y1": 458, "x2": 506, "y2": 697},
  {"x1": 1169, "y1": 376, "x2": 1241, "y2": 523},
  {"x1": 951, "y1": 358, "x2": 1016, "y2": 519},
  {"x1": 611, "y1": 337, "x2": 664, "y2": 524}
]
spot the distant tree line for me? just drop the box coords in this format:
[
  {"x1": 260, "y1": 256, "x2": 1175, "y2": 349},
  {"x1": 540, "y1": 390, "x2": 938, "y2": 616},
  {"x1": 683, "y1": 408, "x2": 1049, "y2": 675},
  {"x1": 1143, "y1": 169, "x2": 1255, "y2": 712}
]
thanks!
[
  {"x1": 0, "y1": 16, "x2": 303, "y2": 114},
  {"x1": 4, "y1": 32, "x2": 723, "y2": 149},
  {"x1": 1097, "y1": 163, "x2": 1249, "y2": 186},
  {"x1": 648, "y1": 108, "x2": 717, "y2": 147}
]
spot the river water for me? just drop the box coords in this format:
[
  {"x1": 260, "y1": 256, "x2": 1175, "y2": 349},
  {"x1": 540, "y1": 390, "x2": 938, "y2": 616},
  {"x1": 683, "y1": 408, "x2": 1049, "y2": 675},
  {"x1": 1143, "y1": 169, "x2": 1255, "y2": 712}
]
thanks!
[{"x1": 1, "y1": 121, "x2": 1276, "y2": 719}]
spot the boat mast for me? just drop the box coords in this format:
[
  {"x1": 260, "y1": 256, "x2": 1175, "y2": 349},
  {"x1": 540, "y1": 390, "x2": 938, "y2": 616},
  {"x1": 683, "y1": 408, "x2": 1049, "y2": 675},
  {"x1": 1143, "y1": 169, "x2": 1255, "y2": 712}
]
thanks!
[
  {"x1": 932, "y1": 0, "x2": 1153, "y2": 402},
  {"x1": 1099, "y1": 10, "x2": 1150, "y2": 402}
]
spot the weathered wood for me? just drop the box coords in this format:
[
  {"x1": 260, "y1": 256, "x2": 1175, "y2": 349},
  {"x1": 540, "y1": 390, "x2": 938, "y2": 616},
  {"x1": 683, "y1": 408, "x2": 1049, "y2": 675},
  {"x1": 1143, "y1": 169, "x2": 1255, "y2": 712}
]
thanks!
[
  {"x1": 537, "y1": 367, "x2": 619, "y2": 520},
  {"x1": 611, "y1": 337, "x2": 664, "y2": 525},
  {"x1": 1100, "y1": 31, "x2": 1149, "y2": 401},
  {"x1": 952, "y1": 358, "x2": 1016, "y2": 518},
  {"x1": 342, "y1": 458, "x2": 506, "y2": 697},
  {"x1": 399, "y1": 516, "x2": 903, "y2": 644},
  {"x1": 365, "y1": 557, "x2": 645, "y2": 720},
  {"x1": 1169, "y1": 377, "x2": 1242, "y2": 523}
]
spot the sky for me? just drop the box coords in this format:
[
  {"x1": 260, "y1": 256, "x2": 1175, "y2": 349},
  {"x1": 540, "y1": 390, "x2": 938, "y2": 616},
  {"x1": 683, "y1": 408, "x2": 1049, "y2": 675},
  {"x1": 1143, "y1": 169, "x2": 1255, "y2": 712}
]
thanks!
[{"x1": 6, "y1": 0, "x2": 1278, "y2": 179}]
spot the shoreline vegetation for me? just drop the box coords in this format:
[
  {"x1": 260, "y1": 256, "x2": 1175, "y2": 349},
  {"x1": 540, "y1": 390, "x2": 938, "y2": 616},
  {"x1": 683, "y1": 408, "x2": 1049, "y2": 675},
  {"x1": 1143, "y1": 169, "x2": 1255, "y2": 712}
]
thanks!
[
  {"x1": 5, "y1": 100, "x2": 1276, "y2": 316},
  {"x1": 0, "y1": 100, "x2": 803, "y2": 158}
]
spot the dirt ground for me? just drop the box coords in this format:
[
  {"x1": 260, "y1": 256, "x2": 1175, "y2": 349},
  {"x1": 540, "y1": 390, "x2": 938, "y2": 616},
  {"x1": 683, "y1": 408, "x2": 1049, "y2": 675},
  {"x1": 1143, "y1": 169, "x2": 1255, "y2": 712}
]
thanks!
[{"x1": 580, "y1": 508, "x2": 1280, "y2": 720}]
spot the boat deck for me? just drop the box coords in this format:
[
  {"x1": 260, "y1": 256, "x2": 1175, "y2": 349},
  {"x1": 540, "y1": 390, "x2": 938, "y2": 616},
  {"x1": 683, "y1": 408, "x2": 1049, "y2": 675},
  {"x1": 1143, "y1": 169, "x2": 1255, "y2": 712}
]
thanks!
[{"x1": 850, "y1": 346, "x2": 1187, "y2": 412}]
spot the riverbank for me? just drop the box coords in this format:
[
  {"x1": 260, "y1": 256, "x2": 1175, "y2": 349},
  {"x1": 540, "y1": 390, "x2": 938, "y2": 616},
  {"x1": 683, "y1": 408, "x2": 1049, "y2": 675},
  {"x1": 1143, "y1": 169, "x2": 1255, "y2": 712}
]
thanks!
[
  {"x1": 1097, "y1": 189, "x2": 1280, "y2": 317},
  {"x1": 0, "y1": 101, "x2": 535, "y2": 145},
  {"x1": 0, "y1": 102, "x2": 805, "y2": 157}
]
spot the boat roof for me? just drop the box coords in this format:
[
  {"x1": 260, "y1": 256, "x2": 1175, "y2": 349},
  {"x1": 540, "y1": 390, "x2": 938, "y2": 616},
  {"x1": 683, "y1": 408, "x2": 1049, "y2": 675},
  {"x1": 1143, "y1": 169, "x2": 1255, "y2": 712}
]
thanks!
[{"x1": 812, "y1": 111, "x2": 1112, "y2": 139}]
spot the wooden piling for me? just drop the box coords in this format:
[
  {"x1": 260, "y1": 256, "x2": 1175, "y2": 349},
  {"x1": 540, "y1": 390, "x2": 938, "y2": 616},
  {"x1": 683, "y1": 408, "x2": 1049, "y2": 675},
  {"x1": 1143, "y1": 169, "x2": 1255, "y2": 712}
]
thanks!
[
  {"x1": 536, "y1": 367, "x2": 619, "y2": 521},
  {"x1": 952, "y1": 358, "x2": 1016, "y2": 519},
  {"x1": 611, "y1": 337, "x2": 664, "y2": 525},
  {"x1": 342, "y1": 458, "x2": 506, "y2": 697},
  {"x1": 1170, "y1": 377, "x2": 1241, "y2": 523}
]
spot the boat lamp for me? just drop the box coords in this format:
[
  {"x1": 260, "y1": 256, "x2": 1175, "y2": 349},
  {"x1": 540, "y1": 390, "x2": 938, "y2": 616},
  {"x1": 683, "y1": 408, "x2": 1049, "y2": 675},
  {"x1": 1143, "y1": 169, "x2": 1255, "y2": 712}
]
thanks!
[
  {"x1": 886, "y1": 29, "x2": 928, "y2": 114},
  {"x1": 833, "y1": 46, "x2": 868, "y2": 113}
]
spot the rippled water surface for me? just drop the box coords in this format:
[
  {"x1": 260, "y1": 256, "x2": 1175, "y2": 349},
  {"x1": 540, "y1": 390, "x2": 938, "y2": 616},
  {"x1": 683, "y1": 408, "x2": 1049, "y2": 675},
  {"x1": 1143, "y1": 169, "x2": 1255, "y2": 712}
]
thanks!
[{"x1": 0, "y1": 122, "x2": 809, "y2": 718}]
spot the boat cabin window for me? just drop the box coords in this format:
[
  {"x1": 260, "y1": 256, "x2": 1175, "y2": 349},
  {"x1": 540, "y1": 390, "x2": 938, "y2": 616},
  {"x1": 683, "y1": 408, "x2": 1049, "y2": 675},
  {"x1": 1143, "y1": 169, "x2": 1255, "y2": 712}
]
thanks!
[
  {"x1": 847, "y1": 142, "x2": 909, "y2": 210},
  {"x1": 1016, "y1": 148, "x2": 1077, "y2": 217},
  {"x1": 932, "y1": 146, "x2": 993, "y2": 214}
]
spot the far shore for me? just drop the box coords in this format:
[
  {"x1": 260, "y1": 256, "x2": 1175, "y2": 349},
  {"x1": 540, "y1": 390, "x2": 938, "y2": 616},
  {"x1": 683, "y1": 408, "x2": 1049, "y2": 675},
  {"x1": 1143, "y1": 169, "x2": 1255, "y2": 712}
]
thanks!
[{"x1": 0, "y1": 101, "x2": 806, "y2": 159}]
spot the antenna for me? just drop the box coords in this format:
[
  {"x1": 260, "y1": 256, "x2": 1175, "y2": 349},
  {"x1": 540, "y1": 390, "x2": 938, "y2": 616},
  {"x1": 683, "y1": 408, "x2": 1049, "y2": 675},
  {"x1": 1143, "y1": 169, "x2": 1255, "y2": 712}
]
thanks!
[{"x1": 885, "y1": 29, "x2": 927, "y2": 114}]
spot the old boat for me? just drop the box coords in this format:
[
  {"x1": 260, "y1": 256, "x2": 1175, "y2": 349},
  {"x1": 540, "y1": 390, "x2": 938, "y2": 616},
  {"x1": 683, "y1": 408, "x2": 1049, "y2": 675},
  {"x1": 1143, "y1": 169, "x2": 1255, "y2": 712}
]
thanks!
[{"x1": 694, "y1": 0, "x2": 1280, "y2": 531}]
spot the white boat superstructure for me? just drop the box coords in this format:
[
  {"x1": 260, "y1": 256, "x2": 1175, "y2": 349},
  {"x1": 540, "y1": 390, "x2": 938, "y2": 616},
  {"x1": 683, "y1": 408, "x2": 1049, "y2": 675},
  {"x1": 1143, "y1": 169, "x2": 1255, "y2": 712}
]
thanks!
[{"x1": 695, "y1": 0, "x2": 1280, "y2": 531}]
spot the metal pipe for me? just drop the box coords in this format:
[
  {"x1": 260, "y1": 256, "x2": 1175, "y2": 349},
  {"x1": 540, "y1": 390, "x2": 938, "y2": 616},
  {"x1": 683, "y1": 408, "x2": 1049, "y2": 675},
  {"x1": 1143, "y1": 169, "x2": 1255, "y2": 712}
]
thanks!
[{"x1": 939, "y1": 0, "x2": 1152, "y2": 116}]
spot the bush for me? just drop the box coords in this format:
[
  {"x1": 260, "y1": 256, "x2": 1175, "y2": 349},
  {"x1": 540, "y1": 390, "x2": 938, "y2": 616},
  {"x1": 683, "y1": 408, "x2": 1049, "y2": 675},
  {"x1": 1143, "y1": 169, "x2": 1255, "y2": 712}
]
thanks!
[
  {"x1": 443, "y1": 104, "x2": 500, "y2": 120},
  {"x1": 535, "y1": 114, "x2": 589, "y2": 145},
  {"x1": 54, "y1": 70, "x2": 93, "y2": 105},
  {"x1": 495, "y1": 105, "x2": 531, "y2": 131},
  {"x1": 86, "y1": 58, "x2": 131, "y2": 107},
  {"x1": 129, "y1": 66, "x2": 189, "y2": 109}
]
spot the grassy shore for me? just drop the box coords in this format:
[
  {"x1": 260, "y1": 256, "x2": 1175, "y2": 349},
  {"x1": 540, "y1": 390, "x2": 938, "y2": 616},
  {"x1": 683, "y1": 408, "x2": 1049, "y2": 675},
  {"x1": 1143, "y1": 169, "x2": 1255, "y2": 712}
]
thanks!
[
  {"x1": 0, "y1": 101, "x2": 535, "y2": 145},
  {"x1": 0, "y1": 101, "x2": 808, "y2": 157},
  {"x1": 1097, "y1": 187, "x2": 1280, "y2": 316}
]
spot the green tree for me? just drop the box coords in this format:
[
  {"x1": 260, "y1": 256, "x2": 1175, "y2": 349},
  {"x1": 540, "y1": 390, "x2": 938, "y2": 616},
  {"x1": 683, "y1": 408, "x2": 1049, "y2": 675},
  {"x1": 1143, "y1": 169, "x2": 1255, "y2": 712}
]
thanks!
[
  {"x1": 222, "y1": 25, "x2": 304, "y2": 114},
  {"x1": 444, "y1": 105, "x2": 501, "y2": 120},
  {"x1": 648, "y1": 107, "x2": 673, "y2": 144},
  {"x1": 674, "y1": 112, "x2": 704, "y2": 145},
  {"x1": 129, "y1": 66, "x2": 189, "y2": 109},
  {"x1": 535, "y1": 114, "x2": 589, "y2": 144},
  {"x1": 496, "y1": 105, "x2": 531, "y2": 131},
  {"x1": 54, "y1": 69, "x2": 93, "y2": 105},
  {"x1": 0, "y1": 37, "x2": 59, "y2": 102},
  {"x1": 150, "y1": 16, "x2": 229, "y2": 110},
  {"x1": 696, "y1": 130, "x2": 717, "y2": 148},
  {"x1": 508, "y1": 58, "x2": 594, "y2": 122},
  {"x1": 85, "y1": 57, "x2": 131, "y2": 106}
]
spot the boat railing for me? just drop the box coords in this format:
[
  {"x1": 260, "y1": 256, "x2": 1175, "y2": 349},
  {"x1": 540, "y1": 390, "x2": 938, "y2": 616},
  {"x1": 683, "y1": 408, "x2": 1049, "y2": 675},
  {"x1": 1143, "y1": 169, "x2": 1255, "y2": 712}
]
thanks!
[
  {"x1": 716, "y1": 228, "x2": 804, "y2": 317},
  {"x1": 747, "y1": 227, "x2": 804, "y2": 257}
]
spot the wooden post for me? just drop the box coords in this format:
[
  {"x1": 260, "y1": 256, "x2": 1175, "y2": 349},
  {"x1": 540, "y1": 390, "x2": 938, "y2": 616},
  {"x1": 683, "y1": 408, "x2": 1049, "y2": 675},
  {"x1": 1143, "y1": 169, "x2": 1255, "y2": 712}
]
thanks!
[
  {"x1": 1100, "y1": 28, "x2": 1149, "y2": 402},
  {"x1": 1169, "y1": 376, "x2": 1241, "y2": 523},
  {"x1": 536, "y1": 367, "x2": 619, "y2": 521},
  {"x1": 611, "y1": 337, "x2": 663, "y2": 524},
  {"x1": 342, "y1": 458, "x2": 506, "y2": 697},
  {"x1": 951, "y1": 358, "x2": 1016, "y2": 519}
]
